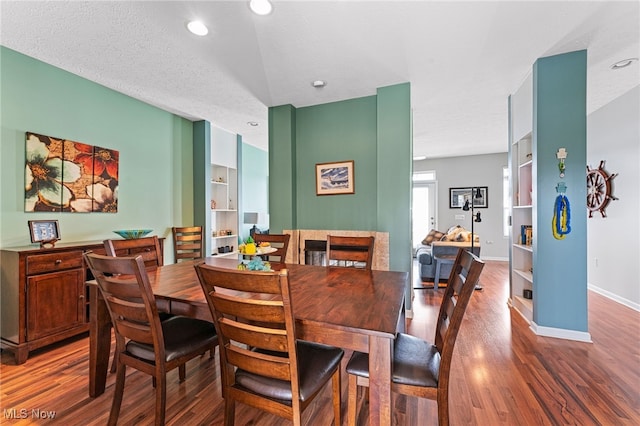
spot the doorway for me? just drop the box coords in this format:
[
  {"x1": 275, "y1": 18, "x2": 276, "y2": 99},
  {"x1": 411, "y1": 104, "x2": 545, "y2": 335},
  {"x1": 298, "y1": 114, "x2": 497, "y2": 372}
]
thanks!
[{"x1": 412, "y1": 181, "x2": 436, "y2": 253}]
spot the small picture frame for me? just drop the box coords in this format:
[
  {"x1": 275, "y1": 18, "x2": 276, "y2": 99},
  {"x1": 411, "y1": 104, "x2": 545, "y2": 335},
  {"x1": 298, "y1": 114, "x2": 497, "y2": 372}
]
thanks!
[
  {"x1": 449, "y1": 187, "x2": 488, "y2": 209},
  {"x1": 28, "y1": 220, "x2": 60, "y2": 246},
  {"x1": 315, "y1": 160, "x2": 355, "y2": 196}
]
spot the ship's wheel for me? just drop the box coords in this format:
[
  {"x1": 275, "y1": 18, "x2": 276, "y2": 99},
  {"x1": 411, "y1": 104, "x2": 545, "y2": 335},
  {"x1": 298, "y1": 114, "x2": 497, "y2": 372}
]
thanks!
[{"x1": 586, "y1": 160, "x2": 617, "y2": 218}]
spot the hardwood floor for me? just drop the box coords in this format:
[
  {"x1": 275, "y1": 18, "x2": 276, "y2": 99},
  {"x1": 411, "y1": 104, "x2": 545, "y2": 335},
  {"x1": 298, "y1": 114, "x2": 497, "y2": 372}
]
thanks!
[{"x1": 1, "y1": 260, "x2": 638, "y2": 425}]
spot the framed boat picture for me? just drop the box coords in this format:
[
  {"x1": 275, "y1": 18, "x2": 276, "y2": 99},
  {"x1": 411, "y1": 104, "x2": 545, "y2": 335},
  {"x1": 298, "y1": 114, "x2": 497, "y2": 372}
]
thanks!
[{"x1": 315, "y1": 160, "x2": 355, "y2": 196}]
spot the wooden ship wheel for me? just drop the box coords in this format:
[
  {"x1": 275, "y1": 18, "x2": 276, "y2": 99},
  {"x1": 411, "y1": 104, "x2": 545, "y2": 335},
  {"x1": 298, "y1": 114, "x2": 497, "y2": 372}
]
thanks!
[{"x1": 586, "y1": 160, "x2": 617, "y2": 218}]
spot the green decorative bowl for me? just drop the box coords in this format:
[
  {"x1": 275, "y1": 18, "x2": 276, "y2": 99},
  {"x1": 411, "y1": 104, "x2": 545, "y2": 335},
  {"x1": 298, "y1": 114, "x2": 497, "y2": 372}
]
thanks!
[{"x1": 113, "y1": 229, "x2": 152, "y2": 239}]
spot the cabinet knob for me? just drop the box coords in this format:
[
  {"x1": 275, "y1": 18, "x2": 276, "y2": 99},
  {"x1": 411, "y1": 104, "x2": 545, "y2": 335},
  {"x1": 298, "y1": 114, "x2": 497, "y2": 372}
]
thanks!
[
  {"x1": 79, "y1": 294, "x2": 85, "y2": 300},
  {"x1": 55, "y1": 259, "x2": 62, "y2": 265}
]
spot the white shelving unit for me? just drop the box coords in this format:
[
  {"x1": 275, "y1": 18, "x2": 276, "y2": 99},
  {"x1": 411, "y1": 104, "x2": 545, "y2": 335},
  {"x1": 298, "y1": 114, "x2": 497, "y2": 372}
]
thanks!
[
  {"x1": 511, "y1": 135, "x2": 534, "y2": 322},
  {"x1": 509, "y1": 72, "x2": 534, "y2": 323},
  {"x1": 210, "y1": 164, "x2": 238, "y2": 258},
  {"x1": 194, "y1": 121, "x2": 240, "y2": 259}
]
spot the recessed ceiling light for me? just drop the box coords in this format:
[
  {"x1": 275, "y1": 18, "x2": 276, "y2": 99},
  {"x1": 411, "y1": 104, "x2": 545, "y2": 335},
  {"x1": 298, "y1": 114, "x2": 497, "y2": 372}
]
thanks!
[
  {"x1": 312, "y1": 80, "x2": 327, "y2": 88},
  {"x1": 187, "y1": 20, "x2": 208, "y2": 36},
  {"x1": 247, "y1": 121, "x2": 259, "y2": 127},
  {"x1": 610, "y1": 58, "x2": 638, "y2": 70},
  {"x1": 249, "y1": 0, "x2": 273, "y2": 16}
]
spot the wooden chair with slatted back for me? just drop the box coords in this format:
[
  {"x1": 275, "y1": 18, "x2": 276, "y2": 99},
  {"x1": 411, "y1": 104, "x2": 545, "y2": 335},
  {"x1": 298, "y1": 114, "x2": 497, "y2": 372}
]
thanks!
[
  {"x1": 84, "y1": 253, "x2": 217, "y2": 426},
  {"x1": 172, "y1": 226, "x2": 204, "y2": 262},
  {"x1": 346, "y1": 248, "x2": 485, "y2": 426},
  {"x1": 104, "y1": 236, "x2": 163, "y2": 269},
  {"x1": 194, "y1": 264, "x2": 344, "y2": 426},
  {"x1": 103, "y1": 235, "x2": 170, "y2": 374},
  {"x1": 252, "y1": 233, "x2": 291, "y2": 264},
  {"x1": 326, "y1": 235, "x2": 375, "y2": 270}
]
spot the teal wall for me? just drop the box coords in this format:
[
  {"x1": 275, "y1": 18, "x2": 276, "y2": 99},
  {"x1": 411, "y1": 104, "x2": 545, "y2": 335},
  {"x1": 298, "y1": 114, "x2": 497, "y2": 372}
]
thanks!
[
  {"x1": 533, "y1": 50, "x2": 588, "y2": 332},
  {"x1": 295, "y1": 95, "x2": 379, "y2": 230},
  {"x1": 0, "y1": 47, "x2": 194, "y2": 258},
  {"x1": 240, "y1": 142, "x2": 269, "y2": 240},
  {"x1": 268, "y1": 83, "x2": 412, "y2": 306},
  {"x1": 192, "y1": 120, "x2": 212, "y2": 251},
  {"x1": 268, "y1": 105, "x2": 297, "y2": 233}
]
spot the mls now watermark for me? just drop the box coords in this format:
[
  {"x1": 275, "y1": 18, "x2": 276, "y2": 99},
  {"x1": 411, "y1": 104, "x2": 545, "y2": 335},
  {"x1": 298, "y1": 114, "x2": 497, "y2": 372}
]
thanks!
[{"x1": 4, "y1": 408, "x2": 57, "y2": 420}]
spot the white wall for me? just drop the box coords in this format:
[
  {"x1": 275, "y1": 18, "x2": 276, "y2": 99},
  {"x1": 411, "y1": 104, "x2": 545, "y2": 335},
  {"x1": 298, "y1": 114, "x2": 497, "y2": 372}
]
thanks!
[
  {"x1": 587, "y1": 85, "x2": 640, "y2": 310},
  {"x1": 414, "y1": 153, "x2": 509, "y2": 260}
]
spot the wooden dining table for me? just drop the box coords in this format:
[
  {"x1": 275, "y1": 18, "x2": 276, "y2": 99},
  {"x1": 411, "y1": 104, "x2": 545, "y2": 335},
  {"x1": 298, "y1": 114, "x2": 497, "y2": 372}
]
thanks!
[{"x1": 89, "y1": 257, "x2": 407, "y2": 426}]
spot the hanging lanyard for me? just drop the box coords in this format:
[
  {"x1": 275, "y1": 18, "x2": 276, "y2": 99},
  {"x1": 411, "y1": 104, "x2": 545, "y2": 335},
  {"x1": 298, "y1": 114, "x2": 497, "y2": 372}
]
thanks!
[{"x1": 552, "y1": 194, "x2": 571, "y2": 240}]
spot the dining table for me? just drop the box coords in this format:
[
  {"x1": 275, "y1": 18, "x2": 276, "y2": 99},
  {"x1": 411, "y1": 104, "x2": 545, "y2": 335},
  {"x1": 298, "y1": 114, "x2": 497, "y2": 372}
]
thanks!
[{"x1": 89, "y1": 257, "x2": 407, "y2": 426}]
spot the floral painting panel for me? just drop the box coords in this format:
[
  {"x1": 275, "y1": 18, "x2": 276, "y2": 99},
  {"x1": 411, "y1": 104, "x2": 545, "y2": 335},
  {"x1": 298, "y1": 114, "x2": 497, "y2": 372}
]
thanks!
[
  {"x1": 90, "y1": 146, "x2": 118, "y2": 212},
  {"x1": 66, "y1": 139, "x2": 95, "y2": 212},
  {"x1": 25, "y1": 132, "x2": 70, "y2": 212}
]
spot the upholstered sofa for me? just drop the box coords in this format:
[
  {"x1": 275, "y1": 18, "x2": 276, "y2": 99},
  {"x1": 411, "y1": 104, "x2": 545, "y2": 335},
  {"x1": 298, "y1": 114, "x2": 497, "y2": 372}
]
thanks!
[
  {"x1": 416, "y1": 226, "x2": 480, "y2": 282},
  {"x1": 416, "y1": 241, "x2": 481, "y2": 282}
]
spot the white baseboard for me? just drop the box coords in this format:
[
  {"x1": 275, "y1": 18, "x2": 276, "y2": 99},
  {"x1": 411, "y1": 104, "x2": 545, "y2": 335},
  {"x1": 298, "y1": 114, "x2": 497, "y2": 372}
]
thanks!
[
  {"x1": 530, "y1": 322, "x2": 592, "y2": 342},
  {"x1": 588, "y1": 283, "x2": 640, "y2": 312}
]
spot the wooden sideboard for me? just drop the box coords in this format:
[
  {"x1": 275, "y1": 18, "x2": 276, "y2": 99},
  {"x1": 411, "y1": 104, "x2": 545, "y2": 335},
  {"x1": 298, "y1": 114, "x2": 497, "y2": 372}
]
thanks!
[{"x1": 0, "y1": 238, "x2": 164, "y2": 364}]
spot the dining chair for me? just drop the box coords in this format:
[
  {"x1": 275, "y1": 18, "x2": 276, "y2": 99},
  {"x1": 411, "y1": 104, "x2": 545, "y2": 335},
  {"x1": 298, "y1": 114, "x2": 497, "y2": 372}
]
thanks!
[
  {"x1": 326, "y1": 235, "x2": 375, "y2": 270},
  {"x1": 104, "y1": 236, "x2": 163, "y2": 269},
  {"x1": 194, "y1": 264, "x2": 344, "y2": 426},
  {"x1": 104, "y1": 235, "x2": 169, "y2": 373},
  {"x1": 84, "y1": 253, "x2": 217, "y2": 426},
  {"x1": 252, "y1": 233, "x2": 291, "y2": 264},
  {"x1": 171, "y1": 226, "x2": 204, "y2": 262},
  {"x1": 345, "y1": 248, "x2": 484, "y2": 426}
]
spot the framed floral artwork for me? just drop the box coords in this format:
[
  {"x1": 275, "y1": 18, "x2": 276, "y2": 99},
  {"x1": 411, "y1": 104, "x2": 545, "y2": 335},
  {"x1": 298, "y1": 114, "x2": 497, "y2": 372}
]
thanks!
[{"x1": 24, "y1": 132, "x2": 119, "y2": 212}]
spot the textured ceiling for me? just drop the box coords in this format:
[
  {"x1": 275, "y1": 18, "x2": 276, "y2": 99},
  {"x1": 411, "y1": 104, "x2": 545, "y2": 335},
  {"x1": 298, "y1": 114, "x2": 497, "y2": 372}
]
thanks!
[{"x1": 1, "y1": 1, "x2": 638, "y2": 159}]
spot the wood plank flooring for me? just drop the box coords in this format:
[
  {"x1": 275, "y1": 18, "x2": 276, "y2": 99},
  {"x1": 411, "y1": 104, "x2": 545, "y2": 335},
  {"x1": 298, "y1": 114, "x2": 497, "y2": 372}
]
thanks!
[{"x1": 1, "y1": 260, "x2": 638, "y2": 425}]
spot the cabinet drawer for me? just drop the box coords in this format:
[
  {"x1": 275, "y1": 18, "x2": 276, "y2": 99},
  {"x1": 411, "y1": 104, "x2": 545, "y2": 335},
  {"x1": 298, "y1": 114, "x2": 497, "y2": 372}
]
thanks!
[{"x1": 26, "y1": 251, "x2": 83, "y2": 275}]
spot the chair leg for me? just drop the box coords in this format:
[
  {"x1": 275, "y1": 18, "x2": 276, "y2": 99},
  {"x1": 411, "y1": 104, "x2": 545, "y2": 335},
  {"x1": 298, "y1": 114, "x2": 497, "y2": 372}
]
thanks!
[
  {"x1": 224, "y1": 398, "x2": 235, "y2": 426},
  {"x1": 154, "y1": 373, "x2": 166, "y2": 426},
  {"x1": 437, "y1": 388, "x2": 449, "y2": 426},
  {"x1": 347, "y1": 374, "x2": 358, "y2": 426},
  {"x1": 332, "y1": 370, "x2": 341, "y2": 426},
  {"x1": 108, "y1": 363, "x2": 127, "y2": 426},
  {"x1": 179, "y1": 364, "x2": 186, "y2": 382},
  {"x1": 110, "y1": 352, "x2": 118, "y2": 373}
]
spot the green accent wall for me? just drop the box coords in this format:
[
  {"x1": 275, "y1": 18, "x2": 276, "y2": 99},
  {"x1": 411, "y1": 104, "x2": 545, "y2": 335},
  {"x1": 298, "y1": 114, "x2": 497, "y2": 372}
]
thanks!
[
  {"x1": 240, "y1": 142, "x2": 269, "y2": 240},
  {"x1": 268, "y1": 83, "x2": 412, "y2": 308},
  {"x1": 295, "y1": 95, "x2": 379, "y2": 230},
  {"x1": 0, "y1": 47, "x2": 193, "y2": 259},
  {"x1": 376, "y1": 84, "x2": 412, "y2": 274},
  {"x1": 268, "y1": 105, "x2": 297, "y2": 233},
  {"x1": 192, "y1": 120, "x2": 212, "y2": 252},
  {"x1": 533, "y1": 50, "x2": 588, "y2": 332}
]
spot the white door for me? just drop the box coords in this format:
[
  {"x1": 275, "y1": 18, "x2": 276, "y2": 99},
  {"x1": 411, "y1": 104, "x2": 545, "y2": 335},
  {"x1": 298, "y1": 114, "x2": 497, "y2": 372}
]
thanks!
[{"x1": 412, "y1": 182, "x2": 437, "y2": 252}]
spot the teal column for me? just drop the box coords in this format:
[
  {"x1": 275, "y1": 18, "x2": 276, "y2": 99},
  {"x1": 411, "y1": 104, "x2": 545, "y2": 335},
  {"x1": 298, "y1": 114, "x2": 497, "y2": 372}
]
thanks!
[
  {"x1": 268, "y1": 105, "x2": 297, "y2": 233},
  {"x1": 533, "y1": 50, "x2": 588, "y2": 332},
  {"x1": 193, "y1": 120, "x2": 212, "y2": 255},
  {"x1": 376, "y1": 83, "x2": 412, "y2": 310}
]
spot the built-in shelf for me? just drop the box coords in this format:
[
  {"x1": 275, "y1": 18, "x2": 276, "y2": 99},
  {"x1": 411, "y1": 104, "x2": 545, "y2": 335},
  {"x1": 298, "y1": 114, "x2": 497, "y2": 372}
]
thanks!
[
  {"x1": 513, "y1": 268, "x2": 533, "y2": 283},
  {"x1": 510, "y1": 124, "x2": 534, "y2": 324},
  {"x1": 212, "y1": 234, "x2": 238, "y2": 241}
]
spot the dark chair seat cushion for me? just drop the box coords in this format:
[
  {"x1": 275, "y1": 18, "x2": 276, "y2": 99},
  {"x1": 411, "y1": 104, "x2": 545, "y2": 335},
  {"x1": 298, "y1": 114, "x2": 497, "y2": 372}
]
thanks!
[
  {"x1": 127, "y1": 316, "x2": 217, "y2": 363},
  {"x1": 346, "y1": 332, "x2": 440, "y2": 387},
  {"x1": 235, "y1": 340, "x2": 344, "y2": 402}
]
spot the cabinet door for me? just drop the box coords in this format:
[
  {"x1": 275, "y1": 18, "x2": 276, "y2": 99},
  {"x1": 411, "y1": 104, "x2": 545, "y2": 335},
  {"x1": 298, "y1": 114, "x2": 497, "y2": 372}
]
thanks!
[{"x1": 27, "y1": 269, "x2": 84, "y2": 341}]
